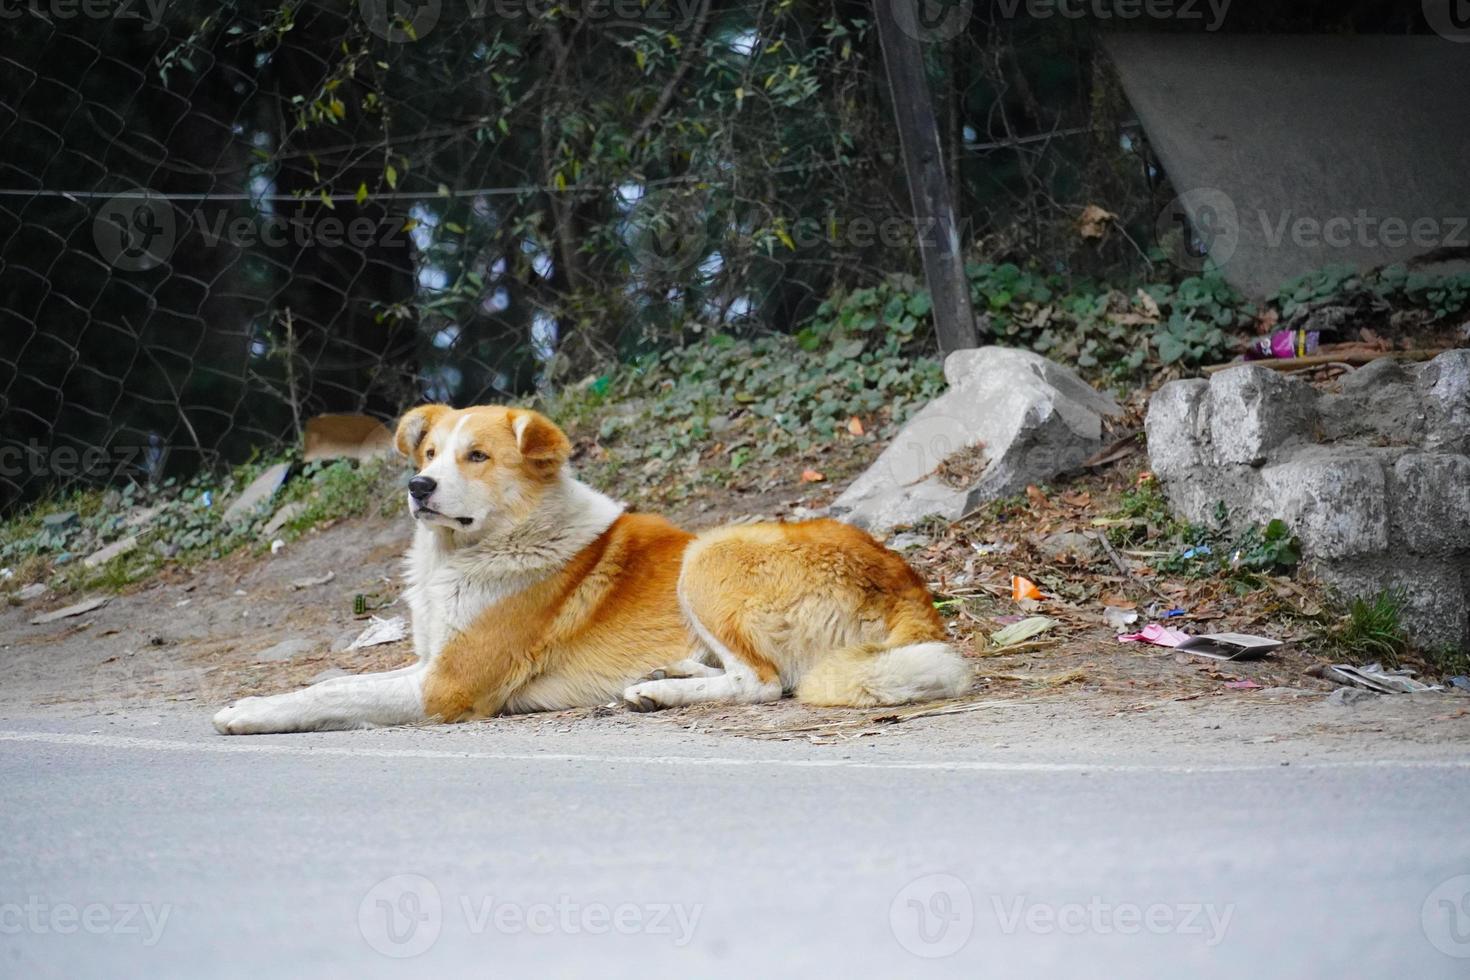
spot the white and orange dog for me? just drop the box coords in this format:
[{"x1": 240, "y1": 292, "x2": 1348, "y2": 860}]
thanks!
[{"x1": 212, "y1": 405, "x2": 971, "y2": 734}]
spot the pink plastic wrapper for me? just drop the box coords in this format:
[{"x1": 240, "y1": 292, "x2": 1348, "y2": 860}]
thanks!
[
  {"x1": 1117, "y1": 624, "x2": 1191, "y2": 647},
  {"x1": 1246, "y1": 329, "x2": 1319, "y2": 360}
]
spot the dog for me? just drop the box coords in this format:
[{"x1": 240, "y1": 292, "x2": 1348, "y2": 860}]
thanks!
[{"x1": 212, "y1": 405, "x2": 971, "y2": 734}]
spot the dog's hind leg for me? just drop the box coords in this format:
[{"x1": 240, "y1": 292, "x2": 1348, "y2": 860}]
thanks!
[{"x1": 622, "y1": 594, "x2": 781, "y2": 713}]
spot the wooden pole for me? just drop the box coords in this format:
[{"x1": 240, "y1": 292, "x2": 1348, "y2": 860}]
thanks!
[{"x1": 874, "y1": 0, "x2": 978, "y2": 356}]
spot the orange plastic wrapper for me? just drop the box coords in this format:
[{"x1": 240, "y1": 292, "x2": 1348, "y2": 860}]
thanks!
[{"x1": 1011, "y1": 575, "x2": 1042, "y2": 601}]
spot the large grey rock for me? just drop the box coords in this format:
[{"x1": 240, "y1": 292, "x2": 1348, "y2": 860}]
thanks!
[
  {"x1": 223, "y1": 463, "x2": 291, "y2": 525},
  {"x1": 831, "y1": 347, "x2": 1120, "y2": 530},
  {"x1": 1146, "y1": 351, "x2": 1470, "y2": 652}
]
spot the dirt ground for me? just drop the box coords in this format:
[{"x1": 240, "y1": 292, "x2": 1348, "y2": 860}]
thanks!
[{"x1": 4, "y1": 462, "x2": 1468, "y2": 750}]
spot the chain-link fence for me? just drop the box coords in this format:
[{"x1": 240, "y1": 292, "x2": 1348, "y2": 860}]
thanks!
[{"x1": 0, "y1": 0, "x2": 1426, "y2": 509}]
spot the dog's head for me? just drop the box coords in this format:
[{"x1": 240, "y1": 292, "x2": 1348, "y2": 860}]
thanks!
[{"x1": 393, "y1": 404, "x2": 571, "y2": 534}]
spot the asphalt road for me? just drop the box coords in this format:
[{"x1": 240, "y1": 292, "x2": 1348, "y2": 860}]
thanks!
[{"x1": 2, "y1": 710, "x2": 1469, "y2": 979}]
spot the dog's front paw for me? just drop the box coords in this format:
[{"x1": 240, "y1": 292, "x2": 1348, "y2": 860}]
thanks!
[
  {"x1": 621, "y1": 683, "x2": 664, "y2": 713},
  {"x1": 213, "y1": 696, "x2": 290, "y2": 735}
]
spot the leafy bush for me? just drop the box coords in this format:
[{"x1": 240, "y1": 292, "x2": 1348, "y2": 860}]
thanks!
[
  {"x1": 1277, "y1": 264, "x2": 1470, "y2": 322},
  {"x1": 966, "y1": 262, "x2": 1252, "y2": 375},
  {"x1": 547, "y1": 286, "x2": 946, "y2": 504},
  {"x1": 1, "y1": 453, "x2": 398, "y2": 594}
]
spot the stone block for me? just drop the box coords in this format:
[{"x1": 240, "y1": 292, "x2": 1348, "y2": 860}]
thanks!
[{"x1": 1207, "y1": 365, "x2": 1317, "y2": 466}]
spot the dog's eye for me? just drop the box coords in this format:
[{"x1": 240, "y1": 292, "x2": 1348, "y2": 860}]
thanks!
[
  {"x1": 425, "y1": 448, "x2": 435, "y2": 460},
  {"x1": 467, "y1": 450, "x2": 488, "y2": 463}
]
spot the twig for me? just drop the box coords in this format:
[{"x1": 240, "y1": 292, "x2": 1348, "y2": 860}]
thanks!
[
  {"x1": 1094, "y1": 530, "x2": 1169, "y2": 601},
  {"x1": 628, "y1": 0, "x2": 713, "y2": 147},
  {"x1": 1202, "y1": 349, "x2": 1444, "y2": 375}
]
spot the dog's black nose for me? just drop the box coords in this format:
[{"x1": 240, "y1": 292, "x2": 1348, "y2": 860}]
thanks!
[{"x1": 408, "y1": 476, "x2": 437, "y2": 500}]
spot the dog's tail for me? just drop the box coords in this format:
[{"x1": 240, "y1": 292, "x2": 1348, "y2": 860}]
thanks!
[{"x1": 795, "y1": 640, "x2": 972, "y2": 708}]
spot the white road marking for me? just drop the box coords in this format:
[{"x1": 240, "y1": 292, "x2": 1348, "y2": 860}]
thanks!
[{"x1": 0, "y1": 729, "x2": 1467, "y2": 774}]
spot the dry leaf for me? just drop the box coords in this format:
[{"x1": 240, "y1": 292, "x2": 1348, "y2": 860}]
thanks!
[
  {"x1": 847, "y1": 416, "x2": 865, "y2": 437},
  {"x1": 1077, "y1": 204, "x2": 1118, "y2": 241},
  {"x1": 1134, "y1": 288, "x2": 1161, "y2": 321},
  {"x1": 800, "y1": 468, "x2": 825, "y2": 483}
]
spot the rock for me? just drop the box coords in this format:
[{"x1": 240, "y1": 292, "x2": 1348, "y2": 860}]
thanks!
[
  {"x1": 261, "y1": 501, "x2": 308, "y2": 537},
  {"x1": 1147, "y1": 350, "x2": 1470, "y2": 651},
  {"x1": 1206, "y1": 365, "x2": 1316, "y2": 466},
  {"x1": 830, "y1": 348, "x2": 1121, "y2": 530},
  {"x1": 1325, "y1": 687, "x2": 1379, "y2": 707},
  {"x1": 1312, "y1": 559, "x2": 1469, "y2": 655},
  {"x1": 310, "y1": 668, "x2": 349, "y2": 684},
  {"x1": 290, "y1": 570, "x2": 336, "y2": 590},
  {"x1": 1258, "y1": 455, "x2": 1388, "y2": 559},
  {"x1": 222, "y1": 462, "x2": 291, "y2": 525},
  {"x1": 83, "y1": 535, "x2": 139, "y2": 569},
  {"x1": 1038, "y1": 531, "x2": 1102, "y2": 561},
  {"x1": 30, "y1": 595, "x2": 109, "y2": 625},
  {"x1": 16, "y1": 582, "x2": 47, "y2": 601},
  {"x1": 123, "y1": 504, "x2": 165, "y2": 530},
  {"x1": 41, "y1": 511, "x2": 78, "y2": 531},
  {"x1": 1143, "y1": 379, "x2": 1209, "y2": 480},
  {"x1": 1389, "y1": 453, "x2": 1470, "y2": 553},
  {"x1": 253, "y1": 637, "x2": 316, "y2": 662},
  {"x1": 1419, "y1": 348, "x2": 1470, "y2": 454},
  {"x1": 886, "y1": 532, "x2": 928, "y2": 552}
]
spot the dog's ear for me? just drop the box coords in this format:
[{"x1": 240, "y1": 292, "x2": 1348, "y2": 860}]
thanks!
[
  {"x1": 395, "y1": 404, "x2": 449, "y2": 460},
  {"x1": 509, "y1": 409, "x2": 570, "y2": 466}
]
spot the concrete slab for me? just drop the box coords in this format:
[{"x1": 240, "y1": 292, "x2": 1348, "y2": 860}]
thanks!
[{"x1": 1105, "y1": 35, "x2": 1470, "y2": 298}]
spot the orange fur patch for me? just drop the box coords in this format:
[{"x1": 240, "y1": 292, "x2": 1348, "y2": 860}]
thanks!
[{"x1": 422, "y1": 514, "x2": 695, "y2": 720}]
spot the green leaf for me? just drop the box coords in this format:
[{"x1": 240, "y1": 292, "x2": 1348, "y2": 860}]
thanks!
[{"x1": 1156, "y1": 334, "x2": 1188, "y2": 365}]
